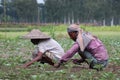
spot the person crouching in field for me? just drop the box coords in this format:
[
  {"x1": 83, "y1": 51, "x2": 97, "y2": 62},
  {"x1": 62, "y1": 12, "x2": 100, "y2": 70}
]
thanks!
[
  {"x1": 20, "y1": 29, "x2": 65, "y2": 68},
  {"x1": 54, "y1": 24, "x2": 109, "y2": 71}
]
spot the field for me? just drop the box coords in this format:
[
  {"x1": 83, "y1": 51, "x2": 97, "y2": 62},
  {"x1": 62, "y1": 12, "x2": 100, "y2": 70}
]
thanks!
[{"x1": 0, "y1": 25, "x2": 120, "y2": 80}]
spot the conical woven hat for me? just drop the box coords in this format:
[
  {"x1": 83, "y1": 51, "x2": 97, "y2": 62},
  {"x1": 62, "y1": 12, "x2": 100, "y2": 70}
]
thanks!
[{"x1": 22, "y1": 29, "x2": 50, "y2": 39}]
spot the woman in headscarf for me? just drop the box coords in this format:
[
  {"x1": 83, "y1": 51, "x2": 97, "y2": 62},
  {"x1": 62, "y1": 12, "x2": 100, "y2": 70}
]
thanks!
[{"x1": 54, "y1": 24, "x2": 109, "y2": 70}]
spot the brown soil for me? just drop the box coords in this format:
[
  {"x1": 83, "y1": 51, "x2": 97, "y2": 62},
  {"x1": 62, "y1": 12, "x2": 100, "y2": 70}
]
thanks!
[{"x1": 46, "y1": 63, "x2": 120, "y2": 74}]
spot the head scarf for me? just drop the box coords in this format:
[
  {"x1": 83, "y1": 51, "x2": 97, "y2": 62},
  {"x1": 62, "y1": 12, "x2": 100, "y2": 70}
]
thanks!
[{"x1": 67, "y1": 24, "x2": 95, "y2": 52}]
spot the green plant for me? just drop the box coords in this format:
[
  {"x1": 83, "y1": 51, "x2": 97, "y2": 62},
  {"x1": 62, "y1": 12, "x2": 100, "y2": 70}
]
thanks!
[{"x1": 0, "y1": 25, "x2": 120, "y2": 79}]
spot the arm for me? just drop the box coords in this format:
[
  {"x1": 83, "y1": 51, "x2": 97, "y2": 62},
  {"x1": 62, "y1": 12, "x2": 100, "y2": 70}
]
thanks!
[
  {"x1": 21, "y1": 51, "x2": 43, "y2": 68},
  {"x1": 61, "y1": 42, "x2": 79, "y2": 62},
  {"x1": 54, "y1": 43, "x2": 79, "y2": 68}
]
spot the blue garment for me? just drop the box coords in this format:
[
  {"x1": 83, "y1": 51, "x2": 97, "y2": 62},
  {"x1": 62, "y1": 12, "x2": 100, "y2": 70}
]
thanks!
[{"x1": 81, "y1": 51, "x2": 108, "y2": 70}]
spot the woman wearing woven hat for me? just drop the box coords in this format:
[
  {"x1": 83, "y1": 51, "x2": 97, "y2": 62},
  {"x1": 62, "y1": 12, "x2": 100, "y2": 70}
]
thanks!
[
  {"x1": 54, "y1": 24, "x2": 109, "y2": 70},
  {"x1": 21, "y1": 29, "x2": 65, "y2": 68}
]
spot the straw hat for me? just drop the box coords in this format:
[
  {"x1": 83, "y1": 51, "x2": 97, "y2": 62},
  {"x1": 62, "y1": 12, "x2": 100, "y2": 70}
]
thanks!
[{"x1": 22, "y1": 29, "x2": 50, "y2": 39}]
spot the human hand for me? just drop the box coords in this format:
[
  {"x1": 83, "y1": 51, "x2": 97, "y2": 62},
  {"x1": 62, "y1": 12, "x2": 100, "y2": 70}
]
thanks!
[
  {"x1": 72, "y1": 59, "x2": 84, "y2": 65},
  {"x1": 16, "y1": 65, "x2": 27, "y2": 69},
  {"x1": 16, "y1": 66, "x2": 21, "y2": 69},
  {"x1": 21, "y1": 65, "x2": 28, "y2": 68},
  {"x1": 54, "y1": 63, "x2": 61, "y2": 68}
]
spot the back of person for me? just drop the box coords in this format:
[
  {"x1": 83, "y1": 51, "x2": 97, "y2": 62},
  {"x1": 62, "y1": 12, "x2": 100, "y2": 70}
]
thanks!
[
  {"x1": 36, "y1": 38, "x2": 65, "y2": 61},
  {"x1": 86, "y1": 38, "x2": 109, "y2": 61}
]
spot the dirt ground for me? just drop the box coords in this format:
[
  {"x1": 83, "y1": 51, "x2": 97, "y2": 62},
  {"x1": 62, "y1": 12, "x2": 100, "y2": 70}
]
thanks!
[
  {"x1": 46, "y1": 63, "x2": 120, "y2": 75},
  {"x1": 0, "y1": 54, "x2": 119, "y2": 79}
]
